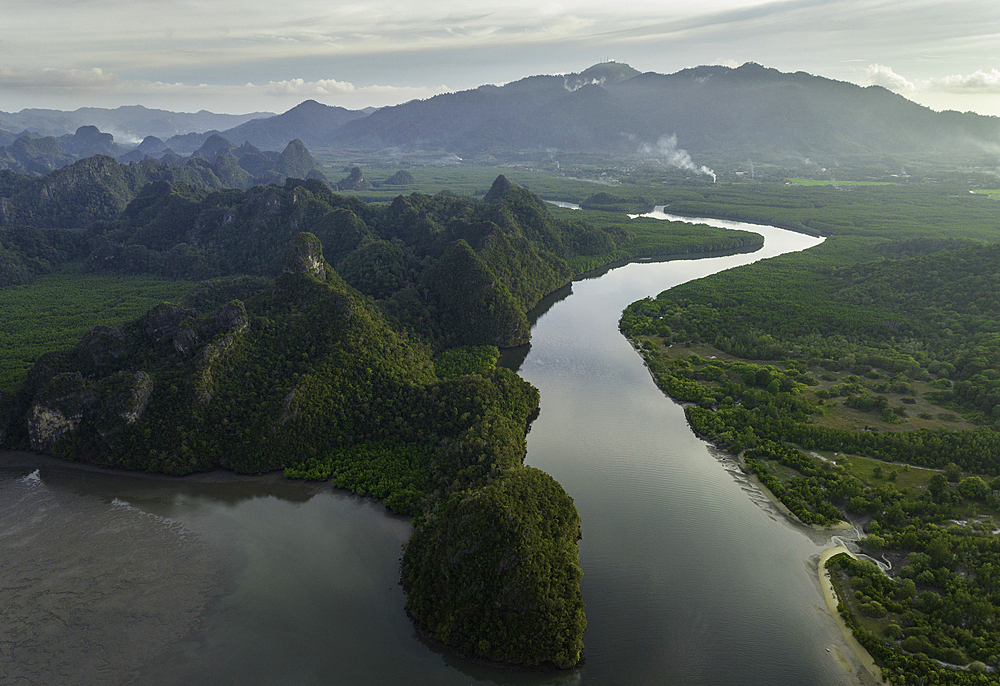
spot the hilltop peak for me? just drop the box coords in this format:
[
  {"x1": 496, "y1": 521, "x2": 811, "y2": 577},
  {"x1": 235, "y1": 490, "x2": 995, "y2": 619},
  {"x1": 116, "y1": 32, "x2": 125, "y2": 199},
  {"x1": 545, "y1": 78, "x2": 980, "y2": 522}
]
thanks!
[
  {"x1": 565, "y1": 62, "x2": 640, "y2": 90},
  {"x1": 285, "y1": 99, "x2": 340, "y2": 114},
  {"x1": 283, "y1": 232, "x2": 327, "y2": 280},
  {"x1": 483, "y1": 175, "x2": 517, "y2": 203}
]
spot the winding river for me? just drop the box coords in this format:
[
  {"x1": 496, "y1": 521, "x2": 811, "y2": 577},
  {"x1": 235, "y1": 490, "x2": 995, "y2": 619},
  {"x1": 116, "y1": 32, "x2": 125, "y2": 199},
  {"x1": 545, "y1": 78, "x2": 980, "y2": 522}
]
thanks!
[{"x1": 1, "y1": 211, "x2": 874, "y2": 686}]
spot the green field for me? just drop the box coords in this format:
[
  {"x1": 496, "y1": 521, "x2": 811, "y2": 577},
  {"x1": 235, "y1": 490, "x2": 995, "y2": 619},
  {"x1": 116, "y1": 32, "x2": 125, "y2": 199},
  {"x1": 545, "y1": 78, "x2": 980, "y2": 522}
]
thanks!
[
  {"x1": 786, "y1": 178, "x2": 897, "y2": 187},
  {"x1": 316, "y1": 161, "x2": 619, "y2": 204},
  {"x1": 971, "y1": 188, "x2": 1000, "y2": 199},
  {"x1": 0, "y1": 271, "x2": 193, "y2": 392}
]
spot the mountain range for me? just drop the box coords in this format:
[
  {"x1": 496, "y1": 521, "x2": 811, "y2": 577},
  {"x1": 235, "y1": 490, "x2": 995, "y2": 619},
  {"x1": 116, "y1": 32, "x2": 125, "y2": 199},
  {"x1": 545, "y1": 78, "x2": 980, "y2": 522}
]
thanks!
[
  {"x1": 3, "y1": 62, "x2": 999, "y2": 173},
  {"x1": 0, "y1": 105, "x2": 273, "y2": 142},
  {"x1": 323, "y1": 61, "x2": 1000, "y2": 160}
]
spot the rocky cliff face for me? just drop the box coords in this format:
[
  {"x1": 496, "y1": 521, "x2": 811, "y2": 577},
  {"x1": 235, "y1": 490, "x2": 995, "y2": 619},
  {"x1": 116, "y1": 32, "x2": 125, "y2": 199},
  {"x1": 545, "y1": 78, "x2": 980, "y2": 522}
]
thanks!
[
  {"x1": 22, "y1": 298, "x2": 249, "y2": 457},
  {"x1": 282, "y1": 232, "x2": 327, "y2": 280},
  {"x1": 27, "y1": 370, "x2": 154, "y2": 452},
  {"x1": 27, "y1": 372, "x2": 91, "y2": 453},
  {"x1": 335, "y1": 166, "x2": 369, "y2": 191}
]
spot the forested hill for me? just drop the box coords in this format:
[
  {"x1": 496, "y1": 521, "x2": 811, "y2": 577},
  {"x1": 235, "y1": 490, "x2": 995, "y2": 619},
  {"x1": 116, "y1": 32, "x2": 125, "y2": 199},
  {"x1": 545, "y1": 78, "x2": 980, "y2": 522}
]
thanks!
[
  {"x1": 71, "y1": 174, "x2": 595, "y2": 348},
  {"x1": 0, "y1": 167, "x2": 644, "y2": 347},
  {"x1": 4, "y1": 232, "x2": 586, "y2": 667},
  {"x1": 0, "y1": 127, "x2": 324, "y2": 181}
]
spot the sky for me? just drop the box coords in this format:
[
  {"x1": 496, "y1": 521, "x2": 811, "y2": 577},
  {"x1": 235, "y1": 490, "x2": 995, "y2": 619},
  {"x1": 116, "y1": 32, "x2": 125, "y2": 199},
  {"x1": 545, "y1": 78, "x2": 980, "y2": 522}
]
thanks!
[{"x1": 2, "y1": 0, "x2": 1000, "y2": 116}]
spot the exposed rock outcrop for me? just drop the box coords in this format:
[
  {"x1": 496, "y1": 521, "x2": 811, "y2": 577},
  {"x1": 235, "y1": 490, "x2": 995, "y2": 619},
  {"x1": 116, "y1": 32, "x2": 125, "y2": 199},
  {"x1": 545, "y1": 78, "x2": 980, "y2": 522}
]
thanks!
[
  {"x1": 282, "y1": 232, "x2": 326, "y2": 280},
  {"x1": 335, "y1": 166, "x2": 369, "y2": 191},
  {"x1": 27, "y1": 370, "x2": 156, "y2": 451},
  {"x1": 28, "y1": 372, "x2": 92, "y2": 453}
]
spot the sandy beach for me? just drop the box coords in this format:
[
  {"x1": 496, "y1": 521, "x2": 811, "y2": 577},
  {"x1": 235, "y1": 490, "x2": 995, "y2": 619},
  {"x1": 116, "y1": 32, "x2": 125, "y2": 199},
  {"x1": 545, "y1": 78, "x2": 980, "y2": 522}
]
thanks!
[{"x1": 819, "y1": 546, "x2": 885, "y2": 685}]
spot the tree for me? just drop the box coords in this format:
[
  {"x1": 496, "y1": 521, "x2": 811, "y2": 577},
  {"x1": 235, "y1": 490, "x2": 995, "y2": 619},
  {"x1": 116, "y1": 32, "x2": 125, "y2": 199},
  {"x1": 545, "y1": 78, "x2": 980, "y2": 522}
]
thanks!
[
  {"x1": 944, "y1": 462, "x2": 962, "y2": 482},
  {"x1": 959, "y1": 475, "x2": 990, "y2": 501}
]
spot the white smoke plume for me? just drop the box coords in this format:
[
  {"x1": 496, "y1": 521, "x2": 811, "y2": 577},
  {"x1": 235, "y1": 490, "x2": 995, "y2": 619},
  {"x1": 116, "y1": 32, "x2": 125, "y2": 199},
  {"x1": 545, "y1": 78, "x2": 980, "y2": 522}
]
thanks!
[
  {"x1": 563, "y1": 76, "x2": 605, "y2": 92},
  {"x1": 640, "y1": 134, "x2": 715, "y2": 182}
]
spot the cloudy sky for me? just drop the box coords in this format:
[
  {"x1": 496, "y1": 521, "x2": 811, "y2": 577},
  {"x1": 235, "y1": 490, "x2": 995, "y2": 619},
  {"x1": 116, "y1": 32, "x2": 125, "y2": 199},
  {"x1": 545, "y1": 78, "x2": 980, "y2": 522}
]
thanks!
[{"x1": 2, "y1": 0, "x2": 999, "y2": 116}]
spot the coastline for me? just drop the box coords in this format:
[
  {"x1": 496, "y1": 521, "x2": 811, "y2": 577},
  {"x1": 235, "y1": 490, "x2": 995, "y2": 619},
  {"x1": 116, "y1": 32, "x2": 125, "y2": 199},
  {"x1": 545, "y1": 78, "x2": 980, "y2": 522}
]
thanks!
[
  {"x1": 735, "y1": 451, "x2": 854, "y2": 531},
  {"x1": 819, "y1": 546, "x2": 885, "y2": 685}
]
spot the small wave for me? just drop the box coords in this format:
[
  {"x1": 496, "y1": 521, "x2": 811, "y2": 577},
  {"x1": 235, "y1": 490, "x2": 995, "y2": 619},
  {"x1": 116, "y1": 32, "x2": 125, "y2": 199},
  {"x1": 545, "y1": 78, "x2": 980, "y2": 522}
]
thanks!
[
  {"x1": 110, "y1": 497, "x2": 193, "y2": 539},
  {"x1": 111, "y1": 497, "x2": 143, "y2": 512},
  {"x1": 19, "y1": 469, "x2": 42, "y2": 485}
]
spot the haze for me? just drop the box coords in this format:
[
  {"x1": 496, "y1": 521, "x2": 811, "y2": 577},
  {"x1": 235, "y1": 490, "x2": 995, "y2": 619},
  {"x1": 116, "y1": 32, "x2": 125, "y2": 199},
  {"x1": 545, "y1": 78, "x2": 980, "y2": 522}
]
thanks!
[{"x1": 2, "y1": 0, "x2": 999, "y2": 116}]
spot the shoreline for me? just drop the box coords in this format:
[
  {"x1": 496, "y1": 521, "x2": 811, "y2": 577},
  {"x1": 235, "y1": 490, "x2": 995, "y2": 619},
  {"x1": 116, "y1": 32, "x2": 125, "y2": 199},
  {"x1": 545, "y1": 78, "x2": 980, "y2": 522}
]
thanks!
[
  {"x1": 626, "y1": 341, "x2": 885, "y2": 684},
  {"x1": 571, "y1": 241, "x2": 765, "y2": 282},
  {"x1": 819, "y1": 546, "x2": 885, "y2": 685},
  {"x1": 732, "y1": 446, "x2": 884, "y2": 683},
  {"x1": 735, "y1": 450, "x2": 854, "y2": 531}
]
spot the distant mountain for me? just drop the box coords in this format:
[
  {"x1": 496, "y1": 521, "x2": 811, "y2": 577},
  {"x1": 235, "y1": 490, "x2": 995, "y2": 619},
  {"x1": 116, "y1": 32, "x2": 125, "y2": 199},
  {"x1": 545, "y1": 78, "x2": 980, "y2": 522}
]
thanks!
[
  {"x1": 0, "y1": 125, "x2": 146, "y2": 175},
  {"x1": 562, "y1": 61, "x2": 641, "y2": 90},
  {"x1": 217, "y1": 100, "x2": 368, "y2": 151},
  {"x1": 320, "y1": 62, "x2": 1000, "y2": 160},
  {"x1": 159, "y1": 101, "x2": 368, "y2": 154},
  {"x1": 58, "y1": 125, "x2": 122, "y2": 158},
  {"x1": 0, "y1": 105, "x2": 274, "y2": 142},
  {"x1": 0, "y1": 121, "x2": 322, "y2": 183},
  {"x1": 8, "y1": 63, "x2": 1000, "y2": 163},
  {"x1": 0, "y1": 139, "x2": 324, "y2": 238}
]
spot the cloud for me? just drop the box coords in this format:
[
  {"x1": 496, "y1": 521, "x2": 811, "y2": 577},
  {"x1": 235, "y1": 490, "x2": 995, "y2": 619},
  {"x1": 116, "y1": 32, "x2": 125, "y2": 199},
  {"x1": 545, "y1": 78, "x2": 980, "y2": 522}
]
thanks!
[
  {"x1": 927, "y1": 69, "x2": 1000, "y2": 93},
  {"x1": 863, "y1": 64, "x2": 1000, "y2": 98},
  {"x1": 259, "y1": 78, "x2": 448, "y2": 101},
  {"x1": 0, "y1": 66, "x2": 121, "y2": 90},
  {"x1": 864, "y1": 64, "x2": 915, "y2": 92},
  {"x1": 0, "y1": 65, "x2": 450, "y2": 111}
]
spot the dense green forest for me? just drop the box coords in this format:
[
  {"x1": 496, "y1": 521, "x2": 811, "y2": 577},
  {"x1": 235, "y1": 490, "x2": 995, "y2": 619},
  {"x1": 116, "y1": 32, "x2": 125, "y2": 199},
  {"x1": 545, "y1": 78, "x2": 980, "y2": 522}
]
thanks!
[
  {"x1": 0, "y1": 271, "x2": 195, "y2": 393},
  {"x1": 0, "y1": 160, "x2": 762, "y2": 372},
  {"x1": 620, "y1": 220, "x2": 1000, "y2": 682},
  {"x1": 3, "y1": 233, "x2": 581, "y2": 667},
  {"x1": 654, "y1": 182, "x2": 1000, "y2": 242}
]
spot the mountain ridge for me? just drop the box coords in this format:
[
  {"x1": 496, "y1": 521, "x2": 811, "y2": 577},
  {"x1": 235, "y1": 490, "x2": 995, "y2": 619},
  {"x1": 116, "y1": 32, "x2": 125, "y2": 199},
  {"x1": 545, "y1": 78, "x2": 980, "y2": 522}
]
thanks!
[
  {"x1": 255, "y1": 61, "x2": 1000, "y2": 159},
  {"x1": 5, "y1": 62, "x2": 999, "y2": 165}
]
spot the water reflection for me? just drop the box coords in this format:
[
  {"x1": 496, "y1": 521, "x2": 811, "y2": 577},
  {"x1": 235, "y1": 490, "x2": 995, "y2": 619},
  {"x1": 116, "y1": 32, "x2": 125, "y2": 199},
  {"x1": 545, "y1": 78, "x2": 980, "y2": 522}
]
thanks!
[{"x1": 2, "y1": 212, "x2": 867, "y2": 686}]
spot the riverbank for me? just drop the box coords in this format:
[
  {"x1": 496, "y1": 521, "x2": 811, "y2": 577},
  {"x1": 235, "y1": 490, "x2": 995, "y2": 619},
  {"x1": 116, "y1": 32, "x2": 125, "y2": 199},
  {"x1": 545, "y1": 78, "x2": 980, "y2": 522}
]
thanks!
[
  {"x1": 735, "y1": 450, "x2": 854, "y2": 531},
  {"x1": 819, "y1": 546, "x2": 885, "y2": 685}
]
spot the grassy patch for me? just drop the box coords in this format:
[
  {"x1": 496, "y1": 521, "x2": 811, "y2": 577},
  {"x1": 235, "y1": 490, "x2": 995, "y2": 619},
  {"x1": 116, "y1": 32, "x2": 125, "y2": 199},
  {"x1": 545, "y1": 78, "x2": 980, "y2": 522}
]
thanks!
[
  {"x1": 971, "y1": 189, "x2": 1000, "y2": 199},
  {"x1": 0, "y1": 272, "x2": 194, "y2": 392},
  {"x1": 785, "y1": 178, "x2": 896, "y2": 187},
  {"x1": 646, "y1": 340, "x2": 974, "y2": 434}
]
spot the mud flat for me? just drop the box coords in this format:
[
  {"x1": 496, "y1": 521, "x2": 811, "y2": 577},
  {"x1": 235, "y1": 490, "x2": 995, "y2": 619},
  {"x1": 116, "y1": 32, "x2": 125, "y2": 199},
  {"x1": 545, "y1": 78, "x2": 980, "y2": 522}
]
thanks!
[{"x1": 0, "y1": 453, "x2": 219, "y2": 686}]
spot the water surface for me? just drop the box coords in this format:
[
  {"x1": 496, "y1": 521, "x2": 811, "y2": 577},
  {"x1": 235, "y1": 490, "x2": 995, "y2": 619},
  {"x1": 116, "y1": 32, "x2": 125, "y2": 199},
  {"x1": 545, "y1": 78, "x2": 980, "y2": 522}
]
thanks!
[{"x1": 1, "y1": 211, "x2": 872, "y2": 685}]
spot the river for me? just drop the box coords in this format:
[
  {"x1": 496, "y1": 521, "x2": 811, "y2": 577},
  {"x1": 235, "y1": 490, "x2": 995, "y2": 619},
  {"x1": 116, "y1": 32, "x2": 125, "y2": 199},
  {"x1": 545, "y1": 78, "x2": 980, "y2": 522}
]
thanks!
[{"x1": 0, "y1": 210, "x2": 873, "y2": 686}]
